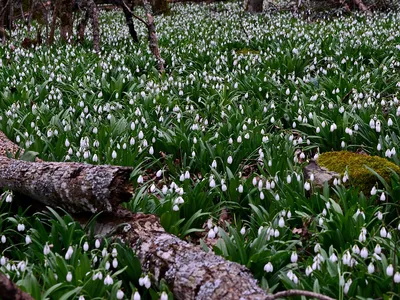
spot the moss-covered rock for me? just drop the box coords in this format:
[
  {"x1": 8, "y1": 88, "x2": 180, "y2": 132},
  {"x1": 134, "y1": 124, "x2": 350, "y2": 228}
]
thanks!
[{"x1": 317, "y1": 151, "x2": 400, "y2": 195}]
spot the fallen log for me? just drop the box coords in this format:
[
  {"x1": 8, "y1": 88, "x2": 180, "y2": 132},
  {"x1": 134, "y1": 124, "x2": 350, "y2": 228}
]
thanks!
[
  {"x1": 0, "y1": 131, "x2": 268, "y2": 299},
  {"x1": 0, "y1": 273, "x2": 34, "y2": 300},
  {"x1": 0, "y1": 156, "x2": 133, "y2": 213}
]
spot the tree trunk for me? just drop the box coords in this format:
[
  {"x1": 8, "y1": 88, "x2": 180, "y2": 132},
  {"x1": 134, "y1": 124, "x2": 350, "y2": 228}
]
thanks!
[
  {"x1": 59, "y1": 0, "x2": 73, "y2": 42},
  {"x1": 0, "y1": 130, "x2": 268, "y2": 299},
  {"x1": 247, "y1": 0, "x2": 263, "y2": 13},
  {"x1": 150, "y1": 0, "x2": 169, "y2": 15},
  {"x1": 143, "y1": 0, "x2": 165, "y2": 72},
  {"x1": 87, "y1": 0, "x2": 100, "y2": 52},
  {"x1": 351, "y1": 0, "x2": 370, "y2": 12},
  {"x1": 96, "y1": 209, "x2": 269, "y2": 300},
  {"x1": 0, "y1": 156, "x2": 133, "y2": 214},
  {"x1": 0, "y1": 273, "x2": 34, "y2": 300}
]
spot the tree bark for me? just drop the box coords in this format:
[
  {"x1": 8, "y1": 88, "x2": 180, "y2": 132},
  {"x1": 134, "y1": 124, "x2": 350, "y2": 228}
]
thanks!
[
  {"x1": 0, "y1": 273, "x2": 34, "y2": 300},
  {"x1": 247, "y1": 0, "x2": 263, "y2": 13},
  {"x1": 59, "y1": 0, "x2": 74, "y2": 42},
  {"x1": 94, "y1": 209, "x2": 269, "y2": 300},
  {"x1": 142, "y1": 0, "x2": 165, "y2": 72},
  {"x1": 87, "y1": 0, "x2": 100, "y2": 52},
  {"x1": 351, "y1": 0, "x2": 370, "y2": 12},
  {"x1": 0, "y1": 156, "x2": 133, "y2": 213},
  {"x1": 150, "y1": 0, "x2": 169, "y2": 15}
]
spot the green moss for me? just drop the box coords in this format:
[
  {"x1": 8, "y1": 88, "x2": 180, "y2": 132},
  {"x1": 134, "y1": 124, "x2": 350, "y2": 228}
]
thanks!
[{"x1": 317, "y1": 151, "x2": 400, "y2": 195}]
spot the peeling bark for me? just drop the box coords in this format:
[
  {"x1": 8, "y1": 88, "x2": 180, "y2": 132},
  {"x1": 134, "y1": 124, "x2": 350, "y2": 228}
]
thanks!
[
  {"x1": 0, "y1": 156, "x2": 133, "y2": 213},
  {"x1": 96, "y1": 209, "x2": 269, "y2": 300},
  {"x1": 0, "y1": 272, "x2": 34, "y2": 300},
  {"x1": 142, "y1": 0, "x2": 165, "y2": 72}
]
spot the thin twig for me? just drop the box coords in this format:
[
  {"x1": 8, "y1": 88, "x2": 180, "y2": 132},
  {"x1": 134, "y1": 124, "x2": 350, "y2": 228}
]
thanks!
[
  {"x1": 120, "y1": 0, "x2": 148, "y2": 26},
  {"x1": 266, "y1": 290, "x2": 336, "y2": 300}
]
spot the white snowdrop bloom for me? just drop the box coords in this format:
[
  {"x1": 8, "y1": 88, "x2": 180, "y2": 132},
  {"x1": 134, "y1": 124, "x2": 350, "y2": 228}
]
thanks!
[
  {"x1": 380, "y1": 227, "x2": 388, "y2": 238},
  {"x1": 360, "y1": 247, "x2": 368, "y2": 259},
  {"x1": 264, "y1": 262, "x2": 273, "y2": 273},
  {"x1": 274, "y1": 229, "x2": 280, "y2": 237},
  {"x1": 137, "y1": 175, "x2": 144, "y2": 184},
  {"x1": 395, "y1": 272, "x2": 400, "y2": 283},
  {"x1": 25, "y1": 235, "x2": 32, "y2": 244},
  {"x1": 275, "y1": 194, "x2": 280, "y2": 201},
  {"x1": 240, "y1": 227, "x2": 246, "y2": 235},
  {"x1": 376, "y1": 121, "x2": 381, "y2": 132},
  {"x1": 386, "y1": 264, "x2": 394, "y2": 277},
  {"x1": 0, "y1": 256, "x2": 6, "y2": 266},
  {"x1": 291, "y1": 252, "x2": 298, "y2": 263},
  {"x1": 112, "y1": 258, "x2": 118, "y2": 268},
  {"x1": 209, "y1": 177, "x2": 216, "y2": 188},
  {"x1": 104, "y1": 275, "x2": 113, "y2": 285},
  {"x1": 286, "y1": 88, "x2": 290, "y2": 95},
  {"x1": 211, "y1": 160, "x2": 217, "y2": 169},
  {"x1": 342, "y1": 251, "x2": 351, "y2": 265},
  {"x1": 286, "y1": 175, "x2": 292, "y2": 183},
  {"x1": 138, "y1": 131, "x2": 144, "y2": 139},
  {"x1": 133, "y1": 292, "x2": 141, "y2": 300},
  {"x1": 304, "y1": 182, "x2": 311, "y2": 191},
  {"x1": 17, "y1": 224, "x2": 25, "y2": 232},
  {"x1": 278, "y1": 217, "x2": 285, "y2": 228},
  {"x1": 237, "y1": 136, "x2": 242, "y2": 143},
  {"x1": 222, "y1": 184, "x2": 227, "y2": 192},
  {"x1": 354, "y1": 124, "x2": 359, "y2": 131},
  {"x1": 388, "y1": 118, "x2": 393, "y2": 126},
  {"x1": 149, "y1": 146, "x2": 154, "y2": 155},
  {"x1": 111, "y1": 150, "x2": 117, "y2": 159},
  {"x1": 173, "y1": 205, "x2": 179, "y2": 211},
  {"x1": 65, "y1": 246, "x2": 73, "y2": 260},
  {"x1": 329, "y1": 253, "x2": 338, "y2": 263},
  {"x1": 66, "y1": 272, "x2": 72, "y2": 282},
  {"x1": 305, "y1": 265, "x2": 313, "y2": 276},
  {"x1": 377, "y1": 143, "x2": 382, "y2": 151},
  {"x1": 316, "y1": 127, "x2": 320, "y2": 133},
  {"x1": 368, "y1": 262, "x2": 375, "y2": 274},
  {"x1": 5, "y1": 193, "x2": 12, "y2": 203},
  {"x1": 116, "y1": 290, "x2": 124, "y2": 299},
  {"x1": 369, "y1": 119, "x2": 375, "y2": 129},
  {"x1": 370, "y1": 186, "x2": 377, "y2": 195},
  {"x1": 260, "y1": 191, "x2": 265, "y2": 200},
  {"x1": 227, "y1": 156, "x2": 233, "y2": 164},
  {"x1": 95, "y1": 239, "x2": 101, "y2": 249},
  {"x1": 156, "y1": 170, "x2": 163, "y2": 178},
  {"x1": 83, "y1": 242, "x2": 89, "y2": 252},
  {"x1": 352, "y1": 245, "x2": 360, "y2": 254},
  {"x1": 344, "y1": 279, "x2": 352, "y2": 294},
  {"x1": 43, "y1": 243, "x2": 51, "y2": 255},
  {"x1": 160, "y1": 292, "x2": 168, "y2": 300},
  {"x1": 208, "y1": 229, "x2": 216, "y2": 239},
  {"x1": 237, "y1": 184, "x2": 243, "y2": 193},
  {"x1": 228, "y1": 138, "x2": 233, "y2": 144},
  {"x1": 341, "y1": 141, "x2": 345, "y2": 148}
]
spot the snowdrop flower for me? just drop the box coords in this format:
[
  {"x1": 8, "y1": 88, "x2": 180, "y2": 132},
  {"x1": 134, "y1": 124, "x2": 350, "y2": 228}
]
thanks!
[
  {"x1": 5, "y1": 193, "x2": 12, "y2": 203},
  {"x1": 342, "y1": 251, "x2": 351, "y2": 265},
  {"x1": 95, "y1": 239, "x2": 101, "y2": 248},
  {"x1": 66, "y1": 272, "x2": 72, "y2": 282},
  {"x1": 264, "y1": 262, "x2": 273, "y2": 273},
  {"x1": 360, "y1": 247, "x2": 368, "y2": 259},
  {"x1": 172, "y1": 205, "x2": 179, "y2": 211},
  {"x1": 156, "y1": 169, "x2": 163, "y2": 178},
  {"x1": 116, "y1": 290, "x2": 124, "y2": 299},
  {"x1": 25, "y1": 235, "x2": 32, "y2": 245},
  {"x1": 278, "y1": 217, "x2": 285, "y2": 228},
  {"x1": 133, "y1": 292, "x2": 141, "y2": 300},
  {"x1": 237, "y1": 184, "x2": 243, "y2": 193},
  {"x1": 395, "y1": 272, "x2": 400, "y2": 283},
  {"x1": 352, "y1": 245, "x2": 360, "y2": 254},
  {"x1": 17, "y1": 224, "x2": 25, "y2": 232},
  {"x1": 304, "y1": 182, "x2": 311, "y2": 191},
  {"x1": 368, "y1": 262, "x2": 375, "y2": 274},
  {"x1": 211, "y1": 160, "x2": 217, "y2": 169},
  {"x1": 104, "y1": 274, "x2": 113, "y2": 285},
  {"x1": 208, "y1": 229, "x2": 216, "y2": 239},
  {"x1": 160, "y1": 292, "x2": 168, "y2": 300},
  {"x1": 388, "y1": 118, "x2": 393, "y2": 126},
  {"x1": 83, "y1": 242, "x2": 89, "y2": 252},
  {"x1": 65, "y1": 246, "x2": 73, "y2": 260},
  {"x1": 286, "y1": 175, "x2": 292, "y2": 183},
  {"x1": 344, "y1": 279, "x2": 352, "y2": 294},
  {"x1": 137, "y1": 175, "x2": 144, "y2": 184},
  {"x1": 329, "y1": 253, "x2": 338, "y2": 263},
  {"x1": 291, "y1": 252, "x2": 298, "y2": 263},
  {"x1": 1, "y1": 235, "x2": 5, "y2": 243},
  {"x1": 374, "y1": 244, "x2": 382, "y2": 254},
  {"x1": 44, "y1": 243, "x2": 51, "y2": 255},
  {"x1": 370, "y1": 186, "x2": 377, "y2": 195},
  {"x1": 240, "y1": 227, "x2": 246, "y2": 235},
  {"x1": 386, "y1": 264, "x2": 394, "y2": 277},
  {"x1": 380, "y1": 226, "x2": 388, "y2": 238},
  {"x1": 227, "y1": 156, "x2": 233, "y2": 164}
]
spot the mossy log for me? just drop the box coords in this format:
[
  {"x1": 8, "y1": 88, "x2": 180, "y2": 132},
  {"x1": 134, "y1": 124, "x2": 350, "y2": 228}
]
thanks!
[{"x1": 317, "y1": 151, "x2": 400, "y2": 195}]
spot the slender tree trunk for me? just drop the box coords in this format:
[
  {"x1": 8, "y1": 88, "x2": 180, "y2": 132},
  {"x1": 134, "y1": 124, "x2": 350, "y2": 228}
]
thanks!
[
  {"x1": 247, "y1": 0, "x2": 263, "y2": 13},
  {"x1": 59, "y1": 0, "x2": 73, "y2": 42},
  {"x1": 88, "y1": 0, "x2": 100, "y2": 52}
]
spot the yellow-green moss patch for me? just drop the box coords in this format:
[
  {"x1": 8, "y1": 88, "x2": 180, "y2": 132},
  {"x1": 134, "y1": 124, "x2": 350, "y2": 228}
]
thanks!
[{"x1": 317, "y1": 151, "x2": 400, "y2": 195}]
